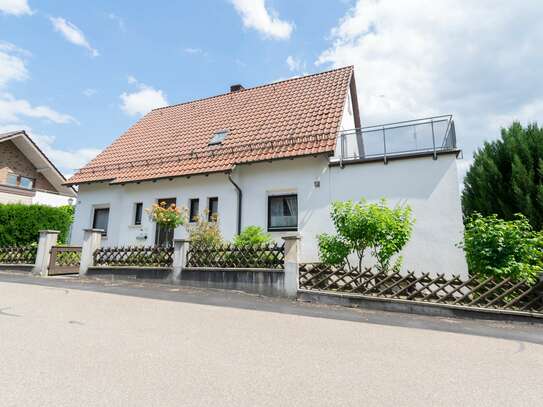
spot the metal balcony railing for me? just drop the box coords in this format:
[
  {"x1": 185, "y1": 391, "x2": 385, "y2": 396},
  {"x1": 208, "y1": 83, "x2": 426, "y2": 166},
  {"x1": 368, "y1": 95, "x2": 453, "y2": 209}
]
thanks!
[{"x1": 332, "y1": 115, "x2": 457, "y2": 165}]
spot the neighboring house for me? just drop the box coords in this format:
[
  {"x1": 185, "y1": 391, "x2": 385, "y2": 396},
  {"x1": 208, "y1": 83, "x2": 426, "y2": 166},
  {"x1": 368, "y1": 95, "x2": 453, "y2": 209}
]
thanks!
[
  {"x1": 67, "y1": 66, "x2": 468, "y2": 276},
  {"x1": 0, "y1": 130, "x2": 75, "y2": 206}
]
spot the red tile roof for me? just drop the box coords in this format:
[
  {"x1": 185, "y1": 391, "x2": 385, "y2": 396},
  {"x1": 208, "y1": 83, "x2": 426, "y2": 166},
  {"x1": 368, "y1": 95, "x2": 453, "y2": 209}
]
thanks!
[{"x1": 66, "y1": 66, "x2": 354, "y2": 185}]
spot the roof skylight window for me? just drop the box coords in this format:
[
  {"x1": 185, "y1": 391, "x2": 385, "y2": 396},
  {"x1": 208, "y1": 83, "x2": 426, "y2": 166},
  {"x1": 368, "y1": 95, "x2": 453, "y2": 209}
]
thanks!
[{"x1": 209, "y1": 130, "x2": 228, "y2": 145}]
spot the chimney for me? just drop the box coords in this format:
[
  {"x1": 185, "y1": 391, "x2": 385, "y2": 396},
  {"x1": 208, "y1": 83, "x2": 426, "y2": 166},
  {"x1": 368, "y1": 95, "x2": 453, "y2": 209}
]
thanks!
[{"x1": 230, "y1": 84, "x2": 244, "y2": 92}]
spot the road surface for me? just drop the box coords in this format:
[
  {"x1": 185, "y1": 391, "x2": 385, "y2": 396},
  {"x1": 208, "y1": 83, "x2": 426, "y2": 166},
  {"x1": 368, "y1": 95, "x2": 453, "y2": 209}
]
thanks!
[{"x1": 0, "y1": 272, "x2": 541, "y2": 406}]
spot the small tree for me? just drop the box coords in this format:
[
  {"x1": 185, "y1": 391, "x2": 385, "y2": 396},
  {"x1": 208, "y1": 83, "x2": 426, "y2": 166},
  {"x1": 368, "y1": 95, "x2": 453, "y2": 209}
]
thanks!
[
  {"x1": 233, "y1": 226, "x2": 272, "y2": 247},
  {"x1": 318, "y1": 199, "x2": 414, "y2": 272},
  {"x1": 460, "y1": 213, "x2": 543, "y2": 284}
]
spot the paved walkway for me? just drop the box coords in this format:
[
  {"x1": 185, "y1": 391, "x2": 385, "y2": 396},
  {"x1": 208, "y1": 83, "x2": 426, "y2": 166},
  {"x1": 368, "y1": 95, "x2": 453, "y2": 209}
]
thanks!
[{"x1": 0, "y1": 272, "x2": 542, "y2": 406}]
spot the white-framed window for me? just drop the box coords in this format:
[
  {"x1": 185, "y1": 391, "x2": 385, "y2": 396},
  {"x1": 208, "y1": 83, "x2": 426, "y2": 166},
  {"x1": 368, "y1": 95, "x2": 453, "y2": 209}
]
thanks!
[
  {"x1": 268, "y1": 194, "x2": 298, "y2": 231},
  {"x1": 133, "y1": 202, "x2": 143, "y2": 226},
  {"x1": 189, "y1": 198, "x2": 199, "y2": 222},
  {"x1": 6, "y1": 172, "x2": 35, "y2": 190},
  {"x1": 92, "y1": 206, "x2": 110, "y2": 236},
  {"x1": 208, "y1": 197, "x2": 218, "y2": 221}
]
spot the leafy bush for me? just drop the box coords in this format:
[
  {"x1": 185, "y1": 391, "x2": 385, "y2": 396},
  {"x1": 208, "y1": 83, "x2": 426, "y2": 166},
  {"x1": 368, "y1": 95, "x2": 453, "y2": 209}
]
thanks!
[
  {"x1": 318, "y1": 199, "x2": 414, "y2": 272},
  {"x1": 233, "y1": 226, "x2": 272, "y2": 247},
  {"x1": 460, "y1": 213, "x2": 543, "y2": 284},
  {"x1": 0, "y1": 203, "x2": 73, "y2": 246},
  {"x1": 185, "y1": 210, "x2": 223, "y2": 248}
]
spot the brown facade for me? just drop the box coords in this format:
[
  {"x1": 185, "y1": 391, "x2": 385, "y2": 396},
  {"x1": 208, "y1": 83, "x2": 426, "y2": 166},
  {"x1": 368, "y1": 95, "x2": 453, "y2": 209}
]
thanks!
[{"x1": 0, "y1": 140, "x2": 56, "y2": 192}]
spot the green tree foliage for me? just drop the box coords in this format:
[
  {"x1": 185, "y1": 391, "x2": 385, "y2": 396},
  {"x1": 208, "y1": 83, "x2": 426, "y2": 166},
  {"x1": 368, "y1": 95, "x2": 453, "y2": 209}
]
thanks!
[
  {"x1": 233, "y1": 226, "x2": 272, "y2": 247},
  {"x1": 463, "y1": 122, "x2": 543, "y2": 229},
  {"x1": 0, "y1": 203, "x2": 73, "y2": 246},
  {"x1": 460, "y1": 213, "x2": 543, "y2": 284},
  {"x1": 318, "y1": 199, "x2": 414, "y2": 272}
]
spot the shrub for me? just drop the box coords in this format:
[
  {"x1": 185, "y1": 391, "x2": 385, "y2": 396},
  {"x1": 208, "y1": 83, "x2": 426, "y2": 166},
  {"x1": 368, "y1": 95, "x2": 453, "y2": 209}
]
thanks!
[
  {"x1": 318, "y1": 199, "x2": 414, "y2": 272},
  {"x1": 185, "y1": 210, "x2": 223, "y2": 248},
  {"x1": 0, "y1": 203, "x2": 74, "y2": 246},
  {"x1": 233, "y1": 226, "x2": 272, "y2": 247},
  {"x1": 460, "y1": 213, "x2": 543, "y2": 284}
]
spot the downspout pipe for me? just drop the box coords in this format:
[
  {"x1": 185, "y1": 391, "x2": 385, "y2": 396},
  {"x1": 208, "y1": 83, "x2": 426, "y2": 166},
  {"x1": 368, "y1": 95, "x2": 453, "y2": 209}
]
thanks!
[{"x1": 227, "y1": 167, "x2": 242, "y2": 235}]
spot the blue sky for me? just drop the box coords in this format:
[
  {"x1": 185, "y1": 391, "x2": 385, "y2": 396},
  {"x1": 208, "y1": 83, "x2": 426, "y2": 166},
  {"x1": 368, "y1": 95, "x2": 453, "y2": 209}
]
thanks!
[{"x1": 1, "y1": 0, "x2": 542, "y2": 179}]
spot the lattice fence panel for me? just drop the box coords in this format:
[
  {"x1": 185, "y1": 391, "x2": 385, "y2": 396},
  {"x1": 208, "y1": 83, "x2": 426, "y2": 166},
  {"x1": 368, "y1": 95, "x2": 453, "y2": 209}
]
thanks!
[
  {"x1": 186, "y1": 242, "x2": 284, "y2": 269},
  {"x1": 93, "y1": 246, "x2": 174, "y2": 267},
  {"x1": 299, "y1": 263, "x2": 543, "y2": 314},
  {"x1": 0, "y1": 246, "x2": 37, "y2": 264}
]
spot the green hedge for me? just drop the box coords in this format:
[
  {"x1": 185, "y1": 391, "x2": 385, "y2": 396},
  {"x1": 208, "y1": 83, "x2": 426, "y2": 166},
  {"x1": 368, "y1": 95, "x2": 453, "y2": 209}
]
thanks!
[{"x1": 0, "y1": 203, "x2": 74, "y2": 246}]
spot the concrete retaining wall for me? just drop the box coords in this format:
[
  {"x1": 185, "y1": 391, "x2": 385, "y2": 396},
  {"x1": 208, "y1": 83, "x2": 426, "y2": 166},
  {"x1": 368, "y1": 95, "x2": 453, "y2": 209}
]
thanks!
[
  {"x1": 298, "y1": 289, "x2": 543, "y2": 324},
  {"x1": 179, "y1": 267, "x2": 287, "y2": 297},
  {"x1": 0, "y1": 264, "x2": 34, "y2": 272},
  {"x1": 85, "y1": 266, "x2": 289, "y2": 297}
]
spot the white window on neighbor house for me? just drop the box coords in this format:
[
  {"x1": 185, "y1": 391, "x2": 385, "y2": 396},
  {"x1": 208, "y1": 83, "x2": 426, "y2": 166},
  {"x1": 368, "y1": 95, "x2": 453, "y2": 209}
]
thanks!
[
  {"x1": 6, "y1": 172, "x2": 35, "y2": 190},
  {"x1": 133, "y1": 202, "x2": 143, "y2": 226},
  {"x1": 92, "y1": 207, "x2": 110, "y2": 236},
  {"x1": 268, "y1": 194, "x2": 298, "y2": 231}
]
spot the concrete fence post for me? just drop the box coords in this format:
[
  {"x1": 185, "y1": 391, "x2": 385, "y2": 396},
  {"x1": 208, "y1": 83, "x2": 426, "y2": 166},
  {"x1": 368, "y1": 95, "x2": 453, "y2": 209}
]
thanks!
[
  {"x1": 172, "y1": 239, "x2": 189, "y2": 282},
  {"x1": 79, "y1": 229, "x2": 103, "y2": 276},
  {"x1": 33, "y1": 230, "x2": 59, "y2": 276},
  {"x1": 282, "y1": 235, "x2": 301, "y2": 297}
]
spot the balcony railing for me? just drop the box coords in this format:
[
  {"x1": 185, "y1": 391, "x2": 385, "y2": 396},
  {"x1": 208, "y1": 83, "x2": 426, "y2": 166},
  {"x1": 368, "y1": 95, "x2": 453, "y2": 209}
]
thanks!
[{"x1": 332, "y1": 115, "x2": 457, "y2": 165}]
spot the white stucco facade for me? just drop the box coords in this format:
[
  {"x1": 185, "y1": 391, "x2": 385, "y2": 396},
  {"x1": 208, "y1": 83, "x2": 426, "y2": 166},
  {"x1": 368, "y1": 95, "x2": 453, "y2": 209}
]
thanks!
[{"x1": 71, "y1": 153, "x2": 468, "y2": 277}]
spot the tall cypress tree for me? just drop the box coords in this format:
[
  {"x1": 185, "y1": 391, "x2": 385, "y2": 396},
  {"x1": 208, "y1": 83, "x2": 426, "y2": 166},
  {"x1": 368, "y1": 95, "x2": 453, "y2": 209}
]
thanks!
[{"x1": 463, "y1": 122, "x2": 543, "y2": 229}]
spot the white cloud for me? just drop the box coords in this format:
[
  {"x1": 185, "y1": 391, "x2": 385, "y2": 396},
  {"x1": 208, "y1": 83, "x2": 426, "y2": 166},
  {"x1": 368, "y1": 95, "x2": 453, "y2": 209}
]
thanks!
[
  {"x1": 0, "y1": 92, "x2": 77, "y2": 124},
  {"x1": 0, "y1": 41, "x2": 29, "y2": 87},
  {"x1": 82, "y1": 88, "x2": 97, "y2": 97},
  {"x1": 108, "y1": 13, "x2": 126, "y2": 32},
  {"x1": 317, "y1": 0, "x2": 543, "y2": 161},
  {"x1": 0, "y1": 0, "x2": 32, "y2": 16},
  {"x1": 50, "y1": 16, "x2": 99, "y2": 57},
  {"x1": 184, "y1": 47, "x2": 203, "y2": 54},
  {"x1": 120, "y1": 79, "x2": 168, "y2": 116},
  {"x1": 286, "y1": 55, "x2": 305, "y2": 72},
  {"x1": 231, "y1": 0, "x2": 293, "y2": 40}
]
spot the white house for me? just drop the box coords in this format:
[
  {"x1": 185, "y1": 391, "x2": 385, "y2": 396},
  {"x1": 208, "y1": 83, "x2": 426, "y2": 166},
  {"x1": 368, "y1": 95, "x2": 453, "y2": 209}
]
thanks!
[
  {"x1": 0, "y1": 130, "x2": 75, "y2": 206},
  {"x1": 67, "y1": 66, "x2": 468, "y2": 276}
]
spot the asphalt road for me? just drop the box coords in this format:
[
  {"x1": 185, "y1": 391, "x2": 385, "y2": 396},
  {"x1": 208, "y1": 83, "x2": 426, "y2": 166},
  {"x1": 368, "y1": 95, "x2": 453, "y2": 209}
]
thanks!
[{"x1": 0, "y1": 272, "x2": 542, "y2": 407}]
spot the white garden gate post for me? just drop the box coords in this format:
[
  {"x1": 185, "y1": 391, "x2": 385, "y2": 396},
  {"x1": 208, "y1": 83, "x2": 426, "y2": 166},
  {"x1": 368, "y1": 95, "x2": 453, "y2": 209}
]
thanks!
[
  {"x1": 172, "y1": 239, "x2": 189, "y2": 282},
  {"x1": 282, "y1": 235, "x2": 301, "y2": 297},
  {"x1": 33, "y1": 230, "x2": 59, "y2": 276},
  {"x1": 79, "y1": 229, "x2": 103, "y2": 276}
]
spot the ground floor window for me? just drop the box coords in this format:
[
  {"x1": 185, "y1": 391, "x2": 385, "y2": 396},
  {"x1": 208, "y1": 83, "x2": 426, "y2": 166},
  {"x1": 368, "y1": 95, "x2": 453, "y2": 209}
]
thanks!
[
  {"x1": 268, "y1": 194, "x2": 298, "y2": 231},
  {"x1": 189, "y1": 198, "x2": 199, "y2": 222},
  {"x1": 208, "y1": 197, "x2": 218, "y2": 221},
  {"x1": 133, "y1": 202, "x2": 143, "y2": 225},
  {"x1": 92, "y1": 207, "x2": 110, "y2": 236}
]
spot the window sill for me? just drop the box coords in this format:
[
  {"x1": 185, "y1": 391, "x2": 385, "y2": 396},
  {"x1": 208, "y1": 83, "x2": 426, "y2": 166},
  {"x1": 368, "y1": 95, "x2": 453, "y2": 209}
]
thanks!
[
  {"x1": 128, "y1": 224, "x2": 142, "y2": 229},
  {"x1": 268, "y1": 227, "x2": 298, "y2": 232}
]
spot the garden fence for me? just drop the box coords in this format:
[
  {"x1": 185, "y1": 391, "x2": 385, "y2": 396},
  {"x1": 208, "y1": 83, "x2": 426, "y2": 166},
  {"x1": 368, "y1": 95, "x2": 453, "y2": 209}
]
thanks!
[
  {"x1": 93, "y1": 245, "x2": 174, "y2": 267},
  {"x1": 0, "y1": 246, "x2": 37, "y2": 265},
  {"x1": 186, "y1": 242, "x2": 285, "y2": 269},
  {"x1": 299, "y1": 263, "x2": 543, "y2": 314}
]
